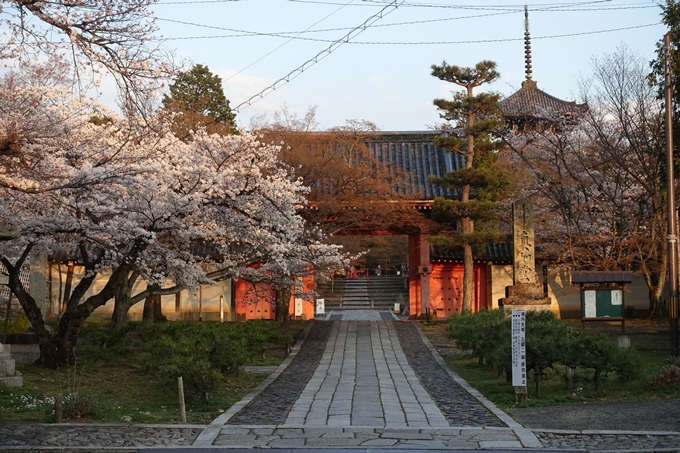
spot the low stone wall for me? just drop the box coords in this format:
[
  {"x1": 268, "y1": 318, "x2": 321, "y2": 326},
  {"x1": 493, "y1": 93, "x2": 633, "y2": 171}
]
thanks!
[
  {"x1": 0, "y1": 334, "x2": 40, "y2": 364},
  {"x1": 7, "y1": 343, "x2": 40, "y2": 363}
]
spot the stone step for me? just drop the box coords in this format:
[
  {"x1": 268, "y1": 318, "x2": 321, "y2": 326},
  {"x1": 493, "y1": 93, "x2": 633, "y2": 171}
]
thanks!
[
  {"x1": 0, "y1": 357, "x2": 15, "y2": 376},
  {"x1": 0, "y1": 376, "x2": 22, "y2": 387}
]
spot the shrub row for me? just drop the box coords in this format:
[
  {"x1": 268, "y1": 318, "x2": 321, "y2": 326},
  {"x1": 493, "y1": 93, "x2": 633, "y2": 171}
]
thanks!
[
  {"x1": 447, "y1": 309, "x2": 641, "y2": 396},
  {"x1": 79, "y1": 320, "x2": 292, "y2": 402}
]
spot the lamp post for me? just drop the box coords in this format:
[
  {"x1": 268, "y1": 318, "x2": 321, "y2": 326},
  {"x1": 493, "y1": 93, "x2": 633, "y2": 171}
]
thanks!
[{"x1": 664, "y1": 33, "x2": 679, "y2": 357}]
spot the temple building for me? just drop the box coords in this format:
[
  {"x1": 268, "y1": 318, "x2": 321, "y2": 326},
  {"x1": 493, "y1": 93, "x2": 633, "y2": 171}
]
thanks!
[{"x1": 499, "y1": 6, "x2": 587, "y2": 132}]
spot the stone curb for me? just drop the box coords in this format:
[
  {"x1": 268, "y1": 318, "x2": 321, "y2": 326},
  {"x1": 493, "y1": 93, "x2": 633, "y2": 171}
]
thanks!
[
  {"x1": 534, "y1": 428, "x2": 680, "y2": 436},
  {"x1": 192, "y1": 320, "x2": 316, "y2": 446},
  {"x1": 411, "y1": 321, "x2": 543, "y2": 449}
]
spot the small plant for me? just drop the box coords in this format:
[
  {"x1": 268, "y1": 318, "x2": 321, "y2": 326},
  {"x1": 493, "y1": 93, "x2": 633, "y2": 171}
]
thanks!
[
  {"x1": 650, "y1": 356, "x2": 680, "y2": 387},
  {"x1": 64, "y1": 394, "x2": 99, "y2": 420}
]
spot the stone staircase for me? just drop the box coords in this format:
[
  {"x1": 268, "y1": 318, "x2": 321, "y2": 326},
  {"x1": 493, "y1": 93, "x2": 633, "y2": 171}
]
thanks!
[
  {"x1": 0, "y1": 342, "x2": 22, "y2": 387},
  {"x1": 317, "y1": 275, "x2": 409, "y2": 311}
]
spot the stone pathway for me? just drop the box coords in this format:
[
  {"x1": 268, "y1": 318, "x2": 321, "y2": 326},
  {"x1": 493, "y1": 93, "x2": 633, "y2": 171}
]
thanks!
[
  {"x1": 284, "y1": 321, "x2": 448, "y2": 428},
  {"x1": 325, "y1": 309, "x2": 399, "y2": 321},
  {"x1": 1, "y1": 311, "x2": 680, "y2": 451}
]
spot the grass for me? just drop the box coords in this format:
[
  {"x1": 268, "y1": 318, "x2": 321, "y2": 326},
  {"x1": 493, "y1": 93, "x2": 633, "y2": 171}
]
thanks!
[
  {"x1": 425, "y1": 318, "x2": 680, "y2": 410},
  {"x1": 1, "y1": 320, "x2": 308, "y2": 424}
]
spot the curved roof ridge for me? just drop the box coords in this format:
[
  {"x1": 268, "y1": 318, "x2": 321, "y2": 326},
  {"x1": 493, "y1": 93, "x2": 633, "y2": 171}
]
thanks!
[{"x1": 500, "y1": 79, "x2": 587, "y2": 118}]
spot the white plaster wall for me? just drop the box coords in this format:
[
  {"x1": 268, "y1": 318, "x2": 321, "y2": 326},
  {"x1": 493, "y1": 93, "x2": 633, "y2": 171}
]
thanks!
[
  {"x1": 490, "y1": 265, "x2": 513, "y2": 309},
  {"x1": 48, "y1": 264, "x2": 233, "y2": 321},
  {"x1": 547, "y1": 268, "x2": 650, "y2": 318}
]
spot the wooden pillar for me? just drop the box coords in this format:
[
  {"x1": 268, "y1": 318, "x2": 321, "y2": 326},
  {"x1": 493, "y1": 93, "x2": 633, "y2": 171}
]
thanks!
[
  {"x1": 408, "y1": 232, "x2": 431, "y2": 319},
  {"x1": 419, "y1": 233, "x2": 431, "y2": 315},
  {"x1": 408, "y1": 234, "x2": 421, "y2": 319}
]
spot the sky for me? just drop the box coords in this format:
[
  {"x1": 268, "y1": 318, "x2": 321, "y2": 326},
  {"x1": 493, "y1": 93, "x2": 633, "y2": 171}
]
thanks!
[{"x1": 67, "y1": 0, "x2": 679, "y2": 131}]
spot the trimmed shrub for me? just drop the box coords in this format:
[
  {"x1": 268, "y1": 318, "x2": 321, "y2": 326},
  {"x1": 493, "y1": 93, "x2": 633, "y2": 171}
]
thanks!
[
  {"x1": 446, "y1": 309, "x2": 641, "y2": 396},
  {"x1": 524, "y1": 311, "x2": 569, "y2": 398},
  {"x1": 447, "y1": 309, "x2": 509, "y2": 365},
  {"x1": 147, "y1": 321, "x2": 291, "y2": 402},
  {"x1": 563, "y1": 331, "x2": 641, "y2": 393}
]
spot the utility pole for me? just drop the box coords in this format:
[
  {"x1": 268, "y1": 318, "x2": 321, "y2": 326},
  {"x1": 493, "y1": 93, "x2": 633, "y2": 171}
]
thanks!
[{"x1": 664, "y1": 33, "x2": 679, "y2": 357}]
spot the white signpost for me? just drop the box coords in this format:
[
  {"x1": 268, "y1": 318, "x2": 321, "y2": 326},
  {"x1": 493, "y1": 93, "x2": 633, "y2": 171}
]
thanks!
[
  {"x1": 511, "y1": 310, "x2": 527, "y2": 401},
  {"x1": 315, "y1": 298, "x2": 325, "y2": 316}
]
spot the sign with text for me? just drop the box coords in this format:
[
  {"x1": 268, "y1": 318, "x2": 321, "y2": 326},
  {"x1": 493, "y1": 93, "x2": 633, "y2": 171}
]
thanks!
[
  {"x1": 315, "y1": 298, "x2": 325, "y2": 316},
  {"x1": 511, "y1": 310, "x2": 527, "y2": 387}
]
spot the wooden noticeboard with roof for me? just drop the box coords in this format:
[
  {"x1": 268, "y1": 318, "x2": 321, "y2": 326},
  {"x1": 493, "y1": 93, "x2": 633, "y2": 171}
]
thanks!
[{"x1": 571, "y1": 271, "x2": 633, "y2": 333}]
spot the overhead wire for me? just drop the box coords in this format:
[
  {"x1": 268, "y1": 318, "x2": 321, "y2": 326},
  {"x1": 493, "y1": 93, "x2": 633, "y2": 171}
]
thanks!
[
  {"x1": 156, "y1": 2, "x2": 658, "y2": 41},
  {"x1": 150, "y1": 0, "x2": 661, "y2": 111},
  {"x1": 232, "y1": 0, "x2": 406, "y2": 112},
  {"x1": 223, "y1": 0, "x2": 358, "y2": 82},
  {"x1": 157, "y1": 9, "x2": 518, "y2": 38}
]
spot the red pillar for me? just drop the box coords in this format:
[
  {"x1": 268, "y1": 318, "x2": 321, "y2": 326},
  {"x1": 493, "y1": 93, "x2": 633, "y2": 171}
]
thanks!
[{"x1": 408, "y1": 232, "x2": 431, "y2": 319}]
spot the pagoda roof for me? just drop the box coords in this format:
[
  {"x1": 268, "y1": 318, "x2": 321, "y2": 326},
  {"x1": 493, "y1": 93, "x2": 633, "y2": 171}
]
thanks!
[{"x1": 499, "y1": 79, "x2": 587, "y2": 120}]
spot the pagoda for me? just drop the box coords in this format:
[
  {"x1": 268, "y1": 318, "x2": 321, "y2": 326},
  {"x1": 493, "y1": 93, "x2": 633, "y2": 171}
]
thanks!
[{"x1": 499, "y1": 6, "x2": 587, "y2": 132}]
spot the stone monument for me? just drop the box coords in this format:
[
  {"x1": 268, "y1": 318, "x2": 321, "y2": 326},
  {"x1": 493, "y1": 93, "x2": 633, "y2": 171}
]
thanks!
[{"x1": 499, "y1": 202, "x2": 551, "y2": 308}]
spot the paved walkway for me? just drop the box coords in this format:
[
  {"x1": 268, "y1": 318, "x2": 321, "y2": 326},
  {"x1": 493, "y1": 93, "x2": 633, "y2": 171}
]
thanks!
[{"x1": 1, "y1": 310, "x2": 680, "y2": 451}]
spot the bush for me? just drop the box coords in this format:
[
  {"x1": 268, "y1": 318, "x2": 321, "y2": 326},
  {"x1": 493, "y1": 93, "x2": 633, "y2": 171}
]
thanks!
[
  {"x1": 64, "y1": 394, "x2": 99, "y2": 420},
  {"x1": 147, "y1": 321, "x2": 291, "y2": 402},
  {"x1": 524, "y1": 311, "x2": 569, "y2": 398},
  {"x1": 650, "y1": 356, "x2": 680, "y2": 387},
  {"x1": 563, "y1": 331, "x2": 641, "y2": 393},
  {"x1": 1, "y1": 312, "x2": 30, "y2": 334},
  {"x1": 78, "y1": 322, "x2": 140, "y2": 361},
  {"x1": 447, "y1": 309, "x2": 509, "y2": 365},
  {"x1": 446, "y1": 309, "x2": 641, "y2": 396},
  {"x1": 650, "y1": 365, "x2": 680, "y2": 387}
]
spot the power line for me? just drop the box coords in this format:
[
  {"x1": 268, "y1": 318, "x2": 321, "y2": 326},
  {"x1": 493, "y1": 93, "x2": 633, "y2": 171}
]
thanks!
[
  {"x1": 232, "y1": 0, "x2": 406, "y2": 113},
  {"x1": 224, "y1": 0, "x2": 357, "y2": 82},
  {"x1": 158, "y1": 3, "x2": 655, "y2": 41},
  {"x1": 164, "y1": 22, "x2": 660, "y2": 44},
  {"x1": 285, "y1": 0, "x2": 617, "y2": 8},
  {"x1": 157, "y1": 10, "x2": 518, "y2": 38},
  {"x1": 157, "y1": 0, "x2": 243, "y2": 4}
]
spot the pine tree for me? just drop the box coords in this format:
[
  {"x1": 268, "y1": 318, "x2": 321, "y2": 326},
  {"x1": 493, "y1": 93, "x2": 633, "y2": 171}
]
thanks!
[
  {"x1": 162, "y1": 64, "x2": 237, "y2": 138},
  {"x1": 430, "y1": 60, "x2": 510, "y2": 313}
]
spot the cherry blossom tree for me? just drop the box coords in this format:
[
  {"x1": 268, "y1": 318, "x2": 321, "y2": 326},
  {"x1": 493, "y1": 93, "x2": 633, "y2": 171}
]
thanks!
[
  {"x1": 0, "y1": 85, "x2": 346, "y2": 367},
  {"x1": 1, "y1": 0, "x2": 170, "y2": 109},
  {"x1": 506, "y1": 46, "x2": 667, "y2": 315}
]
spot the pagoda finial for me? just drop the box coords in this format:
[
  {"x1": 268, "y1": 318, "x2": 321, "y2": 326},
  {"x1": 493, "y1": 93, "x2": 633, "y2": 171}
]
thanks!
[{"x1": 524, "y1": 4, "x2": 533, "y2": 80}]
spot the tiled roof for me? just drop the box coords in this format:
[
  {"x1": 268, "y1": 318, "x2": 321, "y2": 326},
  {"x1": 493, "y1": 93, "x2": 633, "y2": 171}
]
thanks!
[
  {"x1": 499, "y1": 80, "x2": 587, "y2": 119},
  {"x1": 571, "y1": 271, "x2": 633, "y2": 284},
  {"x1": 365, "y1": 131, "x2": 463, "y2": 200},
  {"x1": 431, "y1": 241, "x2": 513, "y2": 263}
]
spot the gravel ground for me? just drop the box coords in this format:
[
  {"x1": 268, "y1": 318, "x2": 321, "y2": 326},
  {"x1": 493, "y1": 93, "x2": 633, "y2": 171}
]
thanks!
[
  {"x1": 509, "y1": 399, "x2": 680, "y2": 432},
  {"x1": 393, "y1": 322, "x2": 506, "y2": 428},
  {"x1": 0, "y1": 424, "x2": 201, "y2": 447},
  {"x1": 227, "y1": 321, "x2": 333, "y2": 425}
]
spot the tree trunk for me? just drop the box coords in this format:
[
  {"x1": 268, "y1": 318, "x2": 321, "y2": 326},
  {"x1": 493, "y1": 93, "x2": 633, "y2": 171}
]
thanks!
[
  {"x1": 143, "y1": 285, "x2": 167, "y2": 323},
  {"x1": 112, "y1": 295, "x2": 132, "y2": 328},
  {"x1": 111, "y1": 271, "x2": 139, "y2": 328},
  {"x1": 4, "y1": 292, "x2": 12, "y2": 334},
  {"x1": 4, "y1": 246, "x2": 133, "y2": 368},
  {"x1": 275, "y1": 286, "x2": 291, "y2": 322}
]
